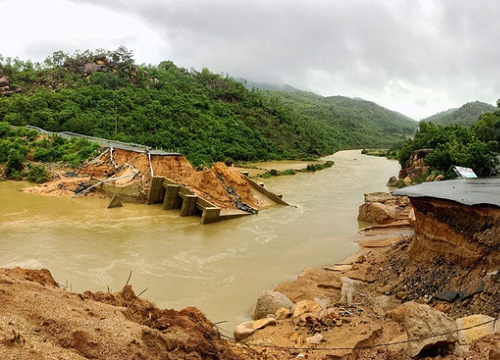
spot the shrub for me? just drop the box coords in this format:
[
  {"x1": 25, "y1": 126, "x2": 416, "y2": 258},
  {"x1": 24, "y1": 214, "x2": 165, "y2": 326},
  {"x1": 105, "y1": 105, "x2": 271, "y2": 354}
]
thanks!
[
  {"x1": 6, "y1": 148, "x2": 24, "y2": 176},
  {"x1": 281, "y1": 169, "x2": 296, "y2": 175},
  {"x1": 27, "y1": 163, "x2": 51, "y2": 183}
]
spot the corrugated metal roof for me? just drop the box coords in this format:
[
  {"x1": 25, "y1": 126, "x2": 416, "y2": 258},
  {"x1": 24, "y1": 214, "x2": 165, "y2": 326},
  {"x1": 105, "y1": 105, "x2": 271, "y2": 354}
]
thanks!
[{"x1": 393, "y1": 177, "x2": 500, "y2": 207}]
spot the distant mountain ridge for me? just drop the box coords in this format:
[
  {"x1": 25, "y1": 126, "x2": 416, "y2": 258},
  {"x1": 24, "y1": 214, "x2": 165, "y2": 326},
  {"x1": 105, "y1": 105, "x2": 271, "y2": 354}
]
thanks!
[
  {"x1": 423, "y1": 101, "x2": 496, "y2": 127},
  {"x1": 258, "y1": 90, "x2": 418, "y2": 149}
]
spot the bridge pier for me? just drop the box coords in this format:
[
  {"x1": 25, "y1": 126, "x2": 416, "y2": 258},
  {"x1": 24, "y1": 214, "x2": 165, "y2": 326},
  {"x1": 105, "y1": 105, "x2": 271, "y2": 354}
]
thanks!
[
  {"x1": 163, "y1": 184, "x2": 181, "y2": 210},
  {"x1": 147, "y1": 176, "x2": 256, "y2": 224},
  {"x1": 180, "y1": 194, "x2": 198, "y2": 216},
  {"x1": 201, "y1": 207, "x2": 221, "y2": 224}
]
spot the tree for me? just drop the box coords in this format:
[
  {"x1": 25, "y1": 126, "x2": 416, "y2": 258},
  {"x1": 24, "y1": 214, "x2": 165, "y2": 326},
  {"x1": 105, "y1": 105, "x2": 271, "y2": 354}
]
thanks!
[{"x1": 6, "y1": 148, "x2": 25, "y2": 176}]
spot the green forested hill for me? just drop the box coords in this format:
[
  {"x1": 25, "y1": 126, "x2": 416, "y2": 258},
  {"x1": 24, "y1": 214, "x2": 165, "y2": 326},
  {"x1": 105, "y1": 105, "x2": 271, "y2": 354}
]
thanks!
[
  {"x1": 0, "y1": 48, "x2": 417, "y2": 166},
  {"x1": 264, "y1": 91, "x2": 417, "y2": 149},
  {"x1": 424, "y1": 101, "x2": 496, "y2": 127}
]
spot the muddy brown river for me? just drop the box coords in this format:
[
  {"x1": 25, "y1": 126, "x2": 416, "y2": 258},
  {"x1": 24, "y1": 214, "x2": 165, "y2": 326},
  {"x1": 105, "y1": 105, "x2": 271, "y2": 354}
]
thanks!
[{"x1": 0, "y1": 150, "x2": 400, "y2": 333}]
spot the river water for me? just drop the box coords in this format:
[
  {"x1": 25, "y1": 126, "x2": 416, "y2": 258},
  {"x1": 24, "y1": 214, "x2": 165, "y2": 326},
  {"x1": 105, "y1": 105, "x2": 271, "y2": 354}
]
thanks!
[{"x1": 0, "y1": 150, "x2": 400, "y2": 333}]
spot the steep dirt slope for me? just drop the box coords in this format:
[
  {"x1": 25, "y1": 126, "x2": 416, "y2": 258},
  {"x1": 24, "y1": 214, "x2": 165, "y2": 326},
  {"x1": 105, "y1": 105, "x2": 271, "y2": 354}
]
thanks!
[{"x1": 0, "y1": 267, "x2": 244, "y2": 360}]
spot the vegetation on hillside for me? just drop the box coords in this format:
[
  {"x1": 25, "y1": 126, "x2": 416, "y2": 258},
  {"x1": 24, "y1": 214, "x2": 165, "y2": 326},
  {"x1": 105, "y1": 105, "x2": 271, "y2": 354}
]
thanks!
[
  {"x1": 262, "y1": 91, "x2": 417, "y2": 149},
  {"x1": 0, "y1": 47, "x2": 416, "y2": 168},
  {"x1": 398, "y1": 101, "x2": 500, "y2": 178},
  {"x1": 423, "y1": 101, "x2": 496, "y2": 127},
  {"x1": 0, "y1": 122, "x2": 99, "y2": 182}
]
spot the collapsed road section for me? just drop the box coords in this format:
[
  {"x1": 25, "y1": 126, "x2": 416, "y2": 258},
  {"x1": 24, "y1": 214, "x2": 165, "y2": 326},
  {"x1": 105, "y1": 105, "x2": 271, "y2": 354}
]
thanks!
[{"x1": 22, "y1": 129, "x2": 289, "y2": 224}]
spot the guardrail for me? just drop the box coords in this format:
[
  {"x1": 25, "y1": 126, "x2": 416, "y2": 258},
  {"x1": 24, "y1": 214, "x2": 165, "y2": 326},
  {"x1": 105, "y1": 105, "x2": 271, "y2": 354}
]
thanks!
[{"x1": 25, "y1": 126, "x2": 181, "y2": 156}]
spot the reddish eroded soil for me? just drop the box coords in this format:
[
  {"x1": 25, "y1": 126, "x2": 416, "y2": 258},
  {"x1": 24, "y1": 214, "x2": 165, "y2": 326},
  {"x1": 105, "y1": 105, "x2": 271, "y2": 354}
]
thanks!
[
  {"x1": 0, "y1": 267, "x2": 247, "y2": 360},
  {"x1": 21, "y1": 148, "x2": 275, "y2": 210}
]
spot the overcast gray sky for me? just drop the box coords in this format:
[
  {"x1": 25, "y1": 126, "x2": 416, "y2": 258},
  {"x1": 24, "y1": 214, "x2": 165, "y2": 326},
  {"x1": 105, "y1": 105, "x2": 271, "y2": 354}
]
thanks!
[{"x1": 1, "y1": 0, "x2": 499, "y2": 120}]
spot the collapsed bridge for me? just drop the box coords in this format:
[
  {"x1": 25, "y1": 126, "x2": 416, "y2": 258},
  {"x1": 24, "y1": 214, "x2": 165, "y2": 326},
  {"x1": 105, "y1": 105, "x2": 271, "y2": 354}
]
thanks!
[{"x1": 24, "y1": 127, "x2": 288, "y2": 224}]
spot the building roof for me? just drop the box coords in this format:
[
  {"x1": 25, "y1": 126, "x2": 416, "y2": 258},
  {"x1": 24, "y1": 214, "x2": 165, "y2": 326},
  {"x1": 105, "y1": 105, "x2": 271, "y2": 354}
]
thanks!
[{"x1": 393, "y1": 177, "x2": 500, "y2": 207}]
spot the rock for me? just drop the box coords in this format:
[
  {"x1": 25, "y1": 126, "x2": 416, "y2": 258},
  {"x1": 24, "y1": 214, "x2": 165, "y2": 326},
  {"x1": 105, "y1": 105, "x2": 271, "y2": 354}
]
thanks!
[
  {"x1": 305, "y1": 333, "x2": 323, "y2": 345},
  {"x1": 456, "y1": 314, "x2": 500, "y2": 353},
  {"x1": 458, "y1": 282, "x2": 485, "y2": 301},
  {"x1": 420, "y1": 166, "x2": 430, "y2": 177},
  {"x1": 404, "y1": 149, "x2": 433, "y2": 180},
  {"x1": 292, "y1": 300, "x2": 322, "y2": 320},
  {"x1": 357, "y1": 202, "x2": 397, "y2": 224},
  {"x1": 432, "y1": 303, "x2": 452, "y2": 314},
  {"x1": 294, "y1": 307, "x2": 339, "y2": 328},
  {"x1": 403, "y1": 176, "x2": 412, "y2": 186},
  {"x1": 387, "y1": 301, "x2": 459, "y2": 358},
  {"x1": 395, "y1": 291, "x2": 406, "y2": 300},
  {"x1": 233, "y1": 322, "x2": 256, "y2": 342},
  {"x1": 387, "y1": 334, "x2": 408, "y2": 354},
  {"x1": 340, "y1": 277, "x2": 363, "y2": 305},
  {"x1": 434, "y1": 174, "x2": 445, "y2": 181},
  {"x1": 364, "y1": 192, "x2": 395, "y2": 203},
  {"x1": 94, "y1": 53, "x2": 107, "y2": 62},
  {"x1": 275, "y1": 307, "x2": 292, "y2": 320},
  {"x1": 434, "y1": 289, "x2": 459, "y2": 302},
  {"x1": 387, "y1": 176, "x2": 399, "y2": 186},
  {"x1": 107, "y1": 194, "x2": 123, "y2": 208},
  {"x1": 233, "y1": 318, "x2": 277, "y2": 342},
  {"x1": 324, "y1": 264, "x2": 352, "y2": 272},
  {"x1": 252, "y1": 290, "x2": 293, "y2": 320},
  {"x1": 317, "y1": 280, "x2": 342, "y2": 290},
  {"x1": 83, "y1": 62, "x2": 101, "y2": 75},
  {"x1": 0, "y1": 76, "x2": 9, "y2": 87}
]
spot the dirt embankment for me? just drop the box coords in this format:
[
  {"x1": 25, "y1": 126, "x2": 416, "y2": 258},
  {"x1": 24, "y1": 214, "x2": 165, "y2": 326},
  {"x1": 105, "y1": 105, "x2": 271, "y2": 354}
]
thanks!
[
  {"x1": 21, "y1": 148, "x2": 277, "y2": 211},
  {"x1": 0, "y1": 267, "x2": 249, "y2": 360}
]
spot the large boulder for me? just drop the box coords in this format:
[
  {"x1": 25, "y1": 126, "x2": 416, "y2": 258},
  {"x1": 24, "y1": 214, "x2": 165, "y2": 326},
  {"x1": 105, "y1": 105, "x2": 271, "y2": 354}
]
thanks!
[
  {"x1": 0, "y1": 76, "x2": 9, "y2": 87},
  {"x1": 404, "y1": 149, "x2": 433, "y2": 179},
  {"x1": 252, "y1": 290, "x2": 293, "y2": 320},
  {"x1": 358, "y1": 202, "x2": 397, "y2": 224},
  {"x1": 83, "y1": 62, "x2": 101, "y2": 76},
  {"x1": 387, "y1": 301, "x2": 458, "y2": 358}
]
